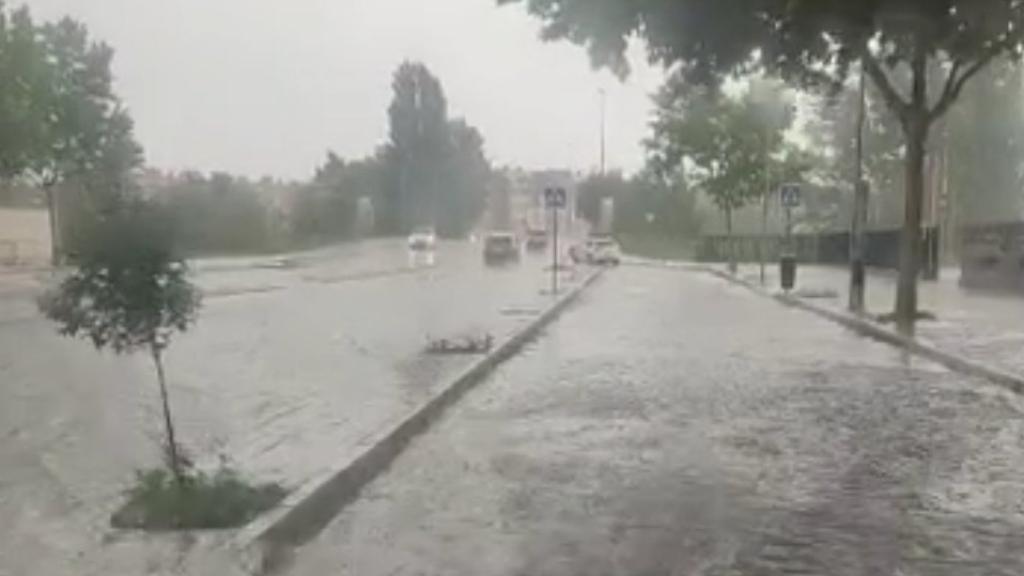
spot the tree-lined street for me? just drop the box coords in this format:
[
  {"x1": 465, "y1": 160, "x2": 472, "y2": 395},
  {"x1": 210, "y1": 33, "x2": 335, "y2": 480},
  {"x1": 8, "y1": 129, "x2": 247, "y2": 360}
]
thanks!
[{"x1": 3, "y1": 1, "x2": 1024, "y2": 574}]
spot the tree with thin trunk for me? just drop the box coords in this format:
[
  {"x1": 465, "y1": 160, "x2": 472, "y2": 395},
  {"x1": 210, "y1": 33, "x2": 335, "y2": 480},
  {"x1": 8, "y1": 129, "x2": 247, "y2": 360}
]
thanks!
[
  {"x1": 502, "y1": 0, "x2": 1024, "y2": 334},
  {"x1": 38, "y1": 200, "x2": 201, "y2": 483},
  {"x1": 647, "y1": 85, "x2": 793, "y2": 272}
]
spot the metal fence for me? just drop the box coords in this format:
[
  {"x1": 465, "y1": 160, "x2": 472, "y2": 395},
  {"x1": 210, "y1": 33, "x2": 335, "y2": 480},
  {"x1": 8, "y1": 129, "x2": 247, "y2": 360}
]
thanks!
[{"x1": 697, "y1": 227, "x2": 941, "y2": 277}]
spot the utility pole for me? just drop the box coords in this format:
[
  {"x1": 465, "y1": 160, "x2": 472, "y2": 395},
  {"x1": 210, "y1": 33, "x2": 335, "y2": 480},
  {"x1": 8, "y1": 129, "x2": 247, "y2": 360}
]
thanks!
[
  {"x1": 545, "y1": 187, "x2": 566, "y2": 295},
  {"x1": 599, "y1": 89, "x2": 607, "y2": 175},
  {"x1": 849, "y1": 64, "x2": 869, "y2": 313},
  {"x1": 759, "y1": 126, "x2": 771, "y2": 285}
]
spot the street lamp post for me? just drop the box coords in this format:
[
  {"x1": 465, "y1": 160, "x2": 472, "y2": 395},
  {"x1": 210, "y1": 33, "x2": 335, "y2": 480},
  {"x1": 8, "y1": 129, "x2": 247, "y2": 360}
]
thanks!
[
  {"x1": 849, "y1": 64, "x2": 869, "y2": 314},
  {"x1": 599, "y1": 88, "x2": 607, "y2": 176},
  {"x1": 760, "y1": 127, "x2": 771, "y2": 285}
]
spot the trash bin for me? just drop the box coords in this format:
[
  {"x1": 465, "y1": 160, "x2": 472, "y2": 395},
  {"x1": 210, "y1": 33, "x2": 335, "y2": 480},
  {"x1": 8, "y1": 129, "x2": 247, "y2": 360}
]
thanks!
[{"x1": 780, "y1": 254, "x2": 797, "y2": 291}]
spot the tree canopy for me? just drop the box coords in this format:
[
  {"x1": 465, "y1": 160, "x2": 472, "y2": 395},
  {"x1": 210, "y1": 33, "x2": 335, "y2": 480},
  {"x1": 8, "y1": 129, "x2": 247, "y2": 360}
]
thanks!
[
  {"x1": 38, "y1": 200, "x2": 200, "y2": 355},
  {"x1": 647, "y1": 78, "x2": 800, "y2": 222},
  {"x1": 0, "y1": 2, "x2": 142, "y2": 261},
  {"x1": 503, "y1": 1, "x2": 1024, "y2": 113},
  {"x1": 505, "y1": 0, "x2": 1024, "y2": 330},
  {"x1": 382, "y1": 61, "x2": 491, "y2": 237},
  {"x1": 0, "y1": 4, "x2": 49, "y2": 180}
]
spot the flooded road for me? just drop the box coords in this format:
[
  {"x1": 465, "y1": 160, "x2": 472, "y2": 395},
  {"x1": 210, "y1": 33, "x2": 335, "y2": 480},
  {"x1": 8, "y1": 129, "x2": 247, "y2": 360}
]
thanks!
[
  {"x1": 0, "y1": 239, "x2": 579, "y2": 576},
  {"x1": 287, "y1": 265, "x2": 1024, "y2": 576}
]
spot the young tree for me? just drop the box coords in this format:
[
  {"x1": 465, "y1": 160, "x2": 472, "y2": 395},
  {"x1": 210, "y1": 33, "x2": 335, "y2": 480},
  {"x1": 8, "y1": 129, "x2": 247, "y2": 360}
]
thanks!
[
  {"x1": 38, "y1": 201, "x2": 201, "y2": 483},
  {"x1": 503, "y1": 0, "x2": 1024, "y2": 333},
  {"x1": 648, "y1": 85, "x2": 795, "y2": 272}
]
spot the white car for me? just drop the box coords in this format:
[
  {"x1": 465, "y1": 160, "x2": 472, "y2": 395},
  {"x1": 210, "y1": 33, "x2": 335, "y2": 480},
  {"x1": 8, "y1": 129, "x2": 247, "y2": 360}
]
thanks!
[
  {"x1": 407, "y1": 227, "x2": 437, "y2": 250},
  {"x1": 583, "y1": 236, "x2": 622, "y2": 266}
]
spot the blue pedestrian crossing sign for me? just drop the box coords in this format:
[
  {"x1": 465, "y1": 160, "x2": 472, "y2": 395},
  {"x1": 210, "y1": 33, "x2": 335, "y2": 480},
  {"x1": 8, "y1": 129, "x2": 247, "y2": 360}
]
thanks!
[
  {"x1": 780, "y1": 183, "x2": 802, "y2": 208},
  {"x1": 544, "y1": 187, "x2": 567, "y2": 209}
]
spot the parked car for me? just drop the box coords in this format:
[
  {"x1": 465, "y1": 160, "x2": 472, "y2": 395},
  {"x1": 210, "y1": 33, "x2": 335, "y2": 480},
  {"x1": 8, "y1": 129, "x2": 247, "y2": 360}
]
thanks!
[
  {"x1": 483, "y1": 232, "x2": 520, "y2": 264},
  {"x1": 525, "y1": 228, "x2": 548, "y2": 251},
  {"x1": 582, "y1": 235, "x2": 622, "y2": 266},
  {"x1": 407, "y1": 226, "x2": 437, "y2": 250}
]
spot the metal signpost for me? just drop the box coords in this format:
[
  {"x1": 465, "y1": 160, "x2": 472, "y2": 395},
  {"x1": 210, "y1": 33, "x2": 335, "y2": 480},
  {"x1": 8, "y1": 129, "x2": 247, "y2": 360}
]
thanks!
[{"x1": 544, "y1": 187, "x2": 567, "y2": 295}]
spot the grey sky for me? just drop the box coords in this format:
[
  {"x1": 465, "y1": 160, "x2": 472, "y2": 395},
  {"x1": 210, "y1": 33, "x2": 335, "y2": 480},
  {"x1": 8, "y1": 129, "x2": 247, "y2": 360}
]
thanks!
[{"x1": 24, "y1": 0, "x2": 664, "y2": 180}]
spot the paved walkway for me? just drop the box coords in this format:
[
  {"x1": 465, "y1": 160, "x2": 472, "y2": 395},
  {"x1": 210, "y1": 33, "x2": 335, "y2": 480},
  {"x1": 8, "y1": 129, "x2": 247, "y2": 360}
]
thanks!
[
  {"x1": 285, "y1": 266, "x2": 1024, "y2": 576},
  {"x1": 729, "y1": 263, "x2": 1024, "y2": 381}
]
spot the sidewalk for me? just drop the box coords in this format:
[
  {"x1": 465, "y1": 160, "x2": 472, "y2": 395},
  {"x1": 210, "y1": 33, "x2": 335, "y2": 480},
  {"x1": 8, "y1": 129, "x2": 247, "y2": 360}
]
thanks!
[
  {"x1": 731, "y1": 262, "x2": 1024, "y2": 381},
  {"x1": 284, "y1": 265, "x2": 1024, "y2": 576}
]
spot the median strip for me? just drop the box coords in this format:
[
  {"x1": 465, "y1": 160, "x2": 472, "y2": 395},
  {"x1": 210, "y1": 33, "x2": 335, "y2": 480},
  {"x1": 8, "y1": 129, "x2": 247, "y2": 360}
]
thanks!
[{"x1": 232, "y1": 268, "x2": 606, "y2": 574}]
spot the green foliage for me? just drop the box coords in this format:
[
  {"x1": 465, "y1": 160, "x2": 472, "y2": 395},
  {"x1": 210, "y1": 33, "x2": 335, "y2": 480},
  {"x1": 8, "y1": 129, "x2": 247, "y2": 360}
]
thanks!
[
  {"x1": 441, "y1": 120, "x2": 490, "y2": 237},
  {"x1": 577, "y1": 171, "x2": 701, "y2": 238},
  {"x1": 291, "y1": 151, "x2": 385, "y2": 244},
  {"x1": 505, "y1": 0, "x2": 1024, "y2": 325},
  {"x1": 0, "y1": 4, "x2": 50, "y2": 179},
  {"x1": 32, "y1": 15, "x2": 142, "y2": 191},
  {"x1": 503, "y1": 1, "x2": 1024, "y2": 99},
  {"x1": 382, "y1": 62, "x2": 491, "y2": 237},
  {"x1": 0, "y1": 3, "x2": 142, "y2": 261},
  {"x1": 111, "y1": 466, "x2": 286, "y2": 531},
  {"x1": 806, "y1": 80, "x2": 906, "y2": 229},
  {"x1": 647, "y1": 81, "x2": 801, "y2": 225},
  {"x1": 160, "y1": 172, "x2": 285, "y2": 255},
  {"x1": 38, "y1": 200, "x2": 200, "y2": 354}
]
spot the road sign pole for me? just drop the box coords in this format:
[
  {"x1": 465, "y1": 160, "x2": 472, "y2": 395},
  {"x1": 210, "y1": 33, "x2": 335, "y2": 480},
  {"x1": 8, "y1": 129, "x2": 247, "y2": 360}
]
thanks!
[{"x1": 551, "y1": 201, "x2": 559, "y2": 295}]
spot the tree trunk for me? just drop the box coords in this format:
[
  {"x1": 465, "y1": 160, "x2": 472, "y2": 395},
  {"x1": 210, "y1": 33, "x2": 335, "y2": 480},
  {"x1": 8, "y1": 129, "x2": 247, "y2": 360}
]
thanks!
[
  {"x1": 151, "y1": 346, "x2": 184, "y2": 484},
  {"x1": 897, "y1": 123, "x2": 926, "y2": 334},
  {"x1": 44, "y1": 185, "x2": 60, "y2": 266},
  {"x1": 896, "y1": 50, "x2": 930, "y2": 335},
  {"x1": 725, "y1": 206, "x2": 737, "y2": 274}
]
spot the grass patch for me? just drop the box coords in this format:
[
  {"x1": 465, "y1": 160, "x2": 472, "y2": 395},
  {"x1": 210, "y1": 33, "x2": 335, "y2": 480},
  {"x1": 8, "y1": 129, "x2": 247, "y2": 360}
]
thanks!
[
  {"x1": 111, "y1": 467, "x2": 286, "y2": 531},
  {"x1": 617, "y1": 234, "x2": 696, "y2": 261}
]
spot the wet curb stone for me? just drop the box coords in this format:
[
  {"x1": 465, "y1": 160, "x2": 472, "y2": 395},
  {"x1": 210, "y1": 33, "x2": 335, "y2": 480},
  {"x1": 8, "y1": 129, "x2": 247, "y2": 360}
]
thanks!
[
  {"x1": 232, "y1": 268, "x2": 606, "y2": 574},
  {"x1": 696, "y1": 264, "x2": 1024, "y2": 395}
]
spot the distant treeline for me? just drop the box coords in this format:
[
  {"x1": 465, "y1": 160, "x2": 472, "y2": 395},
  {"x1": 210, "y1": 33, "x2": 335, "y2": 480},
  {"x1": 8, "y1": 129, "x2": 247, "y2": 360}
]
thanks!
[{"x1": 139, "y1": 61, "x2": 495, "y2": 256}]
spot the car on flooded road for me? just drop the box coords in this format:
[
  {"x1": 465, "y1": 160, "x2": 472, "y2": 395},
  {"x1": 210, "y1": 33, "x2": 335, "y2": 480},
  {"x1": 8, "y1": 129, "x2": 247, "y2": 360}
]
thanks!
[
  {"x1": 483, "y1": 232, "x2": 520, "y2": 265},
  {"x1": 407, "y1": 227, "x2": 437, "y2": 251},
  {"x1": 577, "y1": 235, "x2": 621, "y2": 266},
  {"x1": 525, "y1": 228, "x2": 548, "y2": 252}
]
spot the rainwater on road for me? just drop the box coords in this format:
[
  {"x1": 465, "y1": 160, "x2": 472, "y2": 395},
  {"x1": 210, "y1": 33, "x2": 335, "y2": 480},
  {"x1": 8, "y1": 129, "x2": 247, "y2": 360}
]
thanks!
[
  {"x1": 0, "y1": 239, "x2": 575, "y2": 576},
  {"x1": 287, "y1": 265, "x2": 1024, "y2": 576}
]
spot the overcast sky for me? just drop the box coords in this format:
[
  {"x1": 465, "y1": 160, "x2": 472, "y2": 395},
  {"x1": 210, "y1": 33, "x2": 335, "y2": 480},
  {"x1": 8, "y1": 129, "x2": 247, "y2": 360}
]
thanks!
[{"x1": 23, "y1": 0, "x2": 664, "y2": 180}]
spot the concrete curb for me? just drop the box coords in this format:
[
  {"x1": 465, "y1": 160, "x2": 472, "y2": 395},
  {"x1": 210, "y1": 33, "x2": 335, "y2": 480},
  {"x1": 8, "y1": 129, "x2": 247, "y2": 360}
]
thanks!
[
  {"x1": 232, "y1": 268, "x2": 606, "y2": 574},
  {"x1": 699, "y1": 264, "x2": 1024, "y2": 395}
]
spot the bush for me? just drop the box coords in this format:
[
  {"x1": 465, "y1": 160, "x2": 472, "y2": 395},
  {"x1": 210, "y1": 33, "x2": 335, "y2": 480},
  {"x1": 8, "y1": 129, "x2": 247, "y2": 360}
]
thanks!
[{"x1": 111, "y1": 467, "x2": 286, "y2": 531}]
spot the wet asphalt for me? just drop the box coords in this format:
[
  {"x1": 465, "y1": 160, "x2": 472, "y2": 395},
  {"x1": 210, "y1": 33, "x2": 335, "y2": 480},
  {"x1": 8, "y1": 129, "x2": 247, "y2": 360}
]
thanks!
[
  {"x1": 285, "y1": 265, "x2": 1024, "y2": 576},
  {"x1": 0, "y1": 240, "x2": 574, "y2": 576}
]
